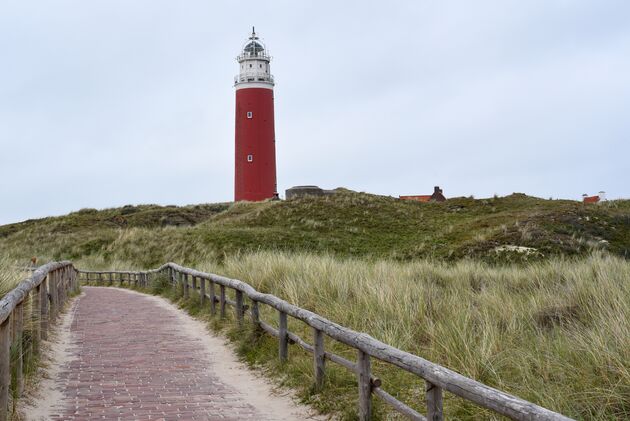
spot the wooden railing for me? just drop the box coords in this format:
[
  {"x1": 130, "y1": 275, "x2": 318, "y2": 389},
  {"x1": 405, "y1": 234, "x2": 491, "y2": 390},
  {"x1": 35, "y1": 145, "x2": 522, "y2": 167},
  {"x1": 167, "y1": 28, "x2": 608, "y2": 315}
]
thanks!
[
  {"x1": 0, "y1": 262, "x2": 78, "y2": 421},
  {"x1": 79, "y1": 263, "x2": 573, "y2": 421}
]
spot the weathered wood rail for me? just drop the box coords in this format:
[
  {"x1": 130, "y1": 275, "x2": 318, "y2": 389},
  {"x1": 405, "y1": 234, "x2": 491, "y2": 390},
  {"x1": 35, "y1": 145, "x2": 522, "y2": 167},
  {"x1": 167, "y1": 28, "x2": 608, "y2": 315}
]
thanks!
[
  {"x1": 0, "y1": 262, "x2": 78, "y2": 421},
  {"x1": 79, "y1": 264, "x2": 573, "y2": 421}
]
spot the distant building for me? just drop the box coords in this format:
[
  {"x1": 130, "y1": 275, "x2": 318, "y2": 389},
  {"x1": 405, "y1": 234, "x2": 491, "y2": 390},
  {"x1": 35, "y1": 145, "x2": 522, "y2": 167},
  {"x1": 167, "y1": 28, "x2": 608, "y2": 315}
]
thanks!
[
  {"x1": 400, "y1": 195, "x2": 432, "y2": 202},
  {"x1": 286, "y1": 186, "x2": 336, "y2": 200},
  {"x1": 400, "y1": 186, "x2": 446, "y2": 203},
  {"x1": 582, "y1": 191, "x2": 606, "y2": 204}
]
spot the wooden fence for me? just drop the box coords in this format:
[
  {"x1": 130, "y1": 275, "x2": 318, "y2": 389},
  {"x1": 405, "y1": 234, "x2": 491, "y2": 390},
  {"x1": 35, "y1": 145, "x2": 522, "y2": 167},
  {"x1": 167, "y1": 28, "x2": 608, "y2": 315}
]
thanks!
[
  {"x1": 0, "y1": 262, "x2": 78, "y2": 421},
  {"x1": 79, "y1": 263, "x2": 573, "y2": 421}
]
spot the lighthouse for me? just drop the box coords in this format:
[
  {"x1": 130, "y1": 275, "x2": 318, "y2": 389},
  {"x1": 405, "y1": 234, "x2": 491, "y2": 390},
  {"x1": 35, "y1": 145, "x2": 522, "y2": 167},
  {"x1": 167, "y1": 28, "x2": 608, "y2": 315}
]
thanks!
[{"x1": 234, "y1": 28, "x2": 277, "y2": 202}]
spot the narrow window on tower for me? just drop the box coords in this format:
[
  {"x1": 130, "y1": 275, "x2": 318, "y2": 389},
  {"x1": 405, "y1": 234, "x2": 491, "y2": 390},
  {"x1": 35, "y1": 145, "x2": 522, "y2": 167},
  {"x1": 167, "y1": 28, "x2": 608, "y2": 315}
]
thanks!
[
  {"x1": 247, "y1": 154, "x2": 253, "y2": 162},
  {"x1": 247, "y1": 111, "x2": 253, "y2": 119}
]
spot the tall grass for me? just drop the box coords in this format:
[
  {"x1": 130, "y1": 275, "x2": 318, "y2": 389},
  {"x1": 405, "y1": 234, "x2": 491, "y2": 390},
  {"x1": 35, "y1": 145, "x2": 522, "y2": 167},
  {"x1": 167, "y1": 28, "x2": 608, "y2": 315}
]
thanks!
[
  {"x1": 29, "y1": 251, "x2": 630, "y2": 419},
  {"x1": 0, "y1": 256, "x2": 22, "y2": 298},
  {"x1": 0, "y1": 256, "x2": 43, "y2": 416},
  {"x1": 185, "y1": 251, "x2": 630, "y2": 420}
]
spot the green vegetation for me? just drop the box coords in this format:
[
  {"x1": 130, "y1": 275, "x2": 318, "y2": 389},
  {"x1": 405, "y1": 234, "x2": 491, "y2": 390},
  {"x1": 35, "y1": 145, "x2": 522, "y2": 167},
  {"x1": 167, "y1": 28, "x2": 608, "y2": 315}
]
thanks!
[
  {"x1": 219, "y1": 252, "x2": 629, "y2": 420},
  {"x1": 0, "y1": 257, "x2": 21, "y2": 298},
  {"x1": 111, "y1": 252, "x2": 630, "y2": 420},
  {"x1": 1, "y1": 191, "x2": 628, "y2": 266},
  {"x1": 1, "y1": 191, "x2": 629, "y2": 419},
  {"x1": 0, "y1": 258, "x2": 48, "y2": 418}
]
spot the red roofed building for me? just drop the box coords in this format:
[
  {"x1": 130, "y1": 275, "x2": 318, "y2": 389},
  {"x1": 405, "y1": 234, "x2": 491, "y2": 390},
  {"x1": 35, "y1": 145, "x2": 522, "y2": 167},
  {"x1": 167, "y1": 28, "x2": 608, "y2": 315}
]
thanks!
[
  {"x1": 582, "y1": 195, "x2": 600, "y2": 204},
  {"x1": 582, "y1": 192, "x2": 606, "y2": 204},
  {"x1": 400, "y1": 195, "x2": 432, "y2": 202},
  {"x1": 582, "y1": 191, "x2": 606, "y2": 203},
  {"x1": 400, "y1": 186, "x2": 446, "y2": 203}
]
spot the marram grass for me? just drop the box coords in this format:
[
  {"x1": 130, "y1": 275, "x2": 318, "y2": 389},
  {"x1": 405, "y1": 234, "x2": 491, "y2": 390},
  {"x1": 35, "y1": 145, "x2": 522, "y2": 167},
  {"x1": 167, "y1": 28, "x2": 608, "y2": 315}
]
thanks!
[
  {"x1": 0, "y1": 257, "x2": 48, "y2": 415},
  {"x1": 0, "y1": 257, "x2": 22, "y2": 297},
  {"x1": 9, "y1": 251, "x2": 630, "y2": 420},
  {"x1": 189, "y1": 251, "x2": 629, "y2": 420}
]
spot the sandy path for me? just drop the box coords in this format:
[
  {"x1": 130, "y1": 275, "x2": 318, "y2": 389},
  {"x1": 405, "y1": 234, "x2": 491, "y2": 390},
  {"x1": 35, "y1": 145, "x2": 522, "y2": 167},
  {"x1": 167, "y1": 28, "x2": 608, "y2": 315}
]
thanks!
[{"x1": 23, "y1": 287, "x2": 323, "y2": 420}]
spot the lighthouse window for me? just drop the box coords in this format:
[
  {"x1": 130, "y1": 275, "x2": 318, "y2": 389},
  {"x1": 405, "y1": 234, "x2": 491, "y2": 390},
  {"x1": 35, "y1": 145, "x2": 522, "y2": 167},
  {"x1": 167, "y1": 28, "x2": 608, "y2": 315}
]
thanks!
[
  {"x1": 247, "y1": 154, "x2": 253, "y2": 162},
  {"x1": 259, "y1": 64, "x2": 262, "y2": 68},
  {"x1": 247, "y1": 111, "x2": 253, "y2": 119},
  {"x1": 249, "y1": 64, "x2": 252, "y2": 68}
]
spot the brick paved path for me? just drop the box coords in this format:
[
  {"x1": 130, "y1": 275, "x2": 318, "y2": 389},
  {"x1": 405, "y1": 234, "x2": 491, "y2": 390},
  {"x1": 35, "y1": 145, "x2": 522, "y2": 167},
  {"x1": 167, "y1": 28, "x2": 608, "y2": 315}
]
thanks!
[{"x1": 49, "y1": 287, "x2": 287, "y2": 420}]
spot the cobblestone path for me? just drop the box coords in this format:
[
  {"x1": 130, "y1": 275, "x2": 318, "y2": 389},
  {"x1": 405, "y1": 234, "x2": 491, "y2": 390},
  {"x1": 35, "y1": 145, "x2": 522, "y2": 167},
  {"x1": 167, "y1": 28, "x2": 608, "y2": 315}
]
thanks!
[{"x1": 47, "y1": 287, "x2": 302, "y2": 420}]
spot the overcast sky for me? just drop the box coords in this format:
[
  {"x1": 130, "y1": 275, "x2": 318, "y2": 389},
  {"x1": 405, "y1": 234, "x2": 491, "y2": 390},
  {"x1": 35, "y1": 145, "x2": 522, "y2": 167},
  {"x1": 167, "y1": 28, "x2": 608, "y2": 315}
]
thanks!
[{"x1": 1, "y1": 1, "x2": 629, "y2": 225}]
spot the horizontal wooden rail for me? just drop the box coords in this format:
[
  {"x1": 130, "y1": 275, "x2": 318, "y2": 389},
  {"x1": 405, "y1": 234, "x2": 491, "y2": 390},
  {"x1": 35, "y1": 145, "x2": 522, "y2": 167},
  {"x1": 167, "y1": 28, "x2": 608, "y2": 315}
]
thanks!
[
  {"x1": 373, "y1": 387, "x2": 425, "y2": 421},
  {"x1": 78, "y1": 264, "x2": 573, "y2": 421},
  {"x1": 0, "y1": 261, "x2": 79, "y2": 421}
]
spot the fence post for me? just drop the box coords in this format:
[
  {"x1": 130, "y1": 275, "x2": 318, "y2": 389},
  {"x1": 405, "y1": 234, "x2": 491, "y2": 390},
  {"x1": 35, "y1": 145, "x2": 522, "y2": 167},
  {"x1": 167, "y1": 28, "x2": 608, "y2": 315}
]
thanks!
[
  {"x1": 40, "y1": 276, "x2": 48, "y2": 340},
  {"x1": 22, "y1": 293, "x2": 33, "y2": 380},
  {"x1": 200, "y1": 277, "x2": 206, "y2": 305},
  {"x1": 235, "y1": 290, "x2": 244, "y2": 324},
  {"x1": 251, "y1": 300, "x2": 260, "y2": 327},
  {"x1": 183, "y1": 274, "x2": 189, "y2": 299},
  {"x1": 0, "y1": 316, "x2": 10, "y2": 421},
  {"x1": 178, "y1": 272, "x2": 184, "y2": 296},
  {"x1": 426, "y1": 381, "x2": 443, "y2": 421},
  {"x1": 108, "y1": 272, "x2": 113, "y2": 286},
  {"x1": 313, "y1": 328, "x2": 325, "y2": 390},
  {"x1": 279, "y1": 311, "x2": 288, "y2": 362},
  {"x1": 58, "y1": 268, "x2": 65, "y2": 306},
  {"x1": 13, "y1": 301, "x2": 24, "y2": 397},
  {"x1": 219, "y1": 285, "x2": 226, "y2": 318},
  {"x1": 33, "y1": 285, "x2": 41, "y2": 355},
  {"x1": 63, "y1": 267, "x2": 69, "y2": 300},
  {"x1": 192, "y1": 276, "x2": 197, "y2": 291},
  {"x1": 49, "y1": 270, "x2": 57, "y2": 319},
  {"x1": 209, "y1": 281, "x2": 217, "y2": 315},
  {"x1": 357, "y1": 349, "x2": 372, "y2": 421}
]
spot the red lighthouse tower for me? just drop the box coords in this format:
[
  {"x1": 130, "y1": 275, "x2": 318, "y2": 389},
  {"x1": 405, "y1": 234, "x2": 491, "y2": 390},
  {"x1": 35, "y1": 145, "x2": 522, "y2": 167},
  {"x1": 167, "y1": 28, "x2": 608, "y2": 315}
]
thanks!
[{"x1": 234, "y1": 28, "x2": 277, "y2": 202}]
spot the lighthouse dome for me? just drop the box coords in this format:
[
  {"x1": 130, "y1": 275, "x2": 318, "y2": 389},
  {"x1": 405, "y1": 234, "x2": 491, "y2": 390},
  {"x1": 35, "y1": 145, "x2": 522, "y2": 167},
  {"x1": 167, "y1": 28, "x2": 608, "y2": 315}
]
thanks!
[{"x1": 243, "y1": 40, "x2": 265, "y2": 54}]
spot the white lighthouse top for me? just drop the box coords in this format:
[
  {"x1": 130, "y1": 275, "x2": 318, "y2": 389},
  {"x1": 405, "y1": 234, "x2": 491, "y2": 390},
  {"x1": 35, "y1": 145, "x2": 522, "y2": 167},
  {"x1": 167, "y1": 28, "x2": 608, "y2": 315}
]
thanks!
[{"x1": 235, "y1": 27, "x2": 274, "y2": 89}]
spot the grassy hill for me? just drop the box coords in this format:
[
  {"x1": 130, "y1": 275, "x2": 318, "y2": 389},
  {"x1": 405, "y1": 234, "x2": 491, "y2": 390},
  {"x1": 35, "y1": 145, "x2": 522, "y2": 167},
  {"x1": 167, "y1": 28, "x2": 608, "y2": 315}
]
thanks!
[
  {"x1": 0, "y1": 190, "x2": 628, "y2": 266},
  {"x1": 1, "y1": 191, "x2": 629, "y2": 419}
]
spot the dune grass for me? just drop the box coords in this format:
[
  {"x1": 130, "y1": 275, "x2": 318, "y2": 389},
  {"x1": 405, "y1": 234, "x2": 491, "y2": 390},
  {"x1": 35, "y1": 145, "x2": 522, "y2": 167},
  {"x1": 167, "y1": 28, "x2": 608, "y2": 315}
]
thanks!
[
  {"x1": 94, "y1": 251, "x2": 630, "y2": 420},
  {"x1": 1, "y1": 193, "x2": 628, "y2": 265},
  {"x1": 0, "y1": 257, "x2": 46, "y2": 418},
  {"x1": 1, "y1": 192, "x2": 628, "y2": 419},
  {"x1": 200, "y1": 251, "x2": 630, "y2": 420},
  {"x1": 0, "y1": 257, "x2": 22, "y2": 298}
]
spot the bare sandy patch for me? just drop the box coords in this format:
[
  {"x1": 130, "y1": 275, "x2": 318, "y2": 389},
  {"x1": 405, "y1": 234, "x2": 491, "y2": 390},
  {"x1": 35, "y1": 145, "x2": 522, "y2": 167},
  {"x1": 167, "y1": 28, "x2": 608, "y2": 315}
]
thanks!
[{"x1": 20, "y1": 293, "x2": 82, "y2": 421}]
